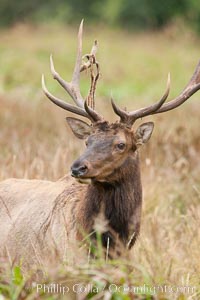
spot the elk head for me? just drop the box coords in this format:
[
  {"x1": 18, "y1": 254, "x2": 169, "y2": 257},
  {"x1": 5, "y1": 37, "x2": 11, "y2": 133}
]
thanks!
[{"x1": 42, "y1": 20, "x2": 200, "y2": 183}]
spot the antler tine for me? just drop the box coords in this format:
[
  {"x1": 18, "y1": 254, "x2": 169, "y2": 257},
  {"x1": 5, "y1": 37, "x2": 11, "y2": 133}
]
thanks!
[
  {"x1": 129, "y1": 72, "x2": 171, "y2": 119},
  {"x1": 49, "y1": 20, "x2": 84, "y2": 108},
  {"x1": 84, "y1": 100, "x2": 102, "y2": 122},
  {"x1": 71, "y1": 19, "x2": 84, "y2": 106},
  {"x1": 86, "y1": 40, "x2": 99, "y2": 110},
  {"x1": 153, "y1": 60, "x2": 200, "y2": 114},
  {"x1": 112, "y1": 73, "x2": 171, "y2": 127},
  {"x1": 50, "y1": 54, "x2": 83, "y2": 108},
  {"x1": 42, "y1": 75, "x2": 91, "y2": 120},
  {"x1": 42, "y1": 20, "x2": 103, "y2": 123}
]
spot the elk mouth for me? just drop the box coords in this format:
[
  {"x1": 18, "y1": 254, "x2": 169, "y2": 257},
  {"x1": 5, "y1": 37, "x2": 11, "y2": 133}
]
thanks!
[
  {"x1": 71, "y1": 168, "x2": 92, "y2": 184},
  {"x1": 75, "y1": 178, "x2": 92, "y2": 184}
]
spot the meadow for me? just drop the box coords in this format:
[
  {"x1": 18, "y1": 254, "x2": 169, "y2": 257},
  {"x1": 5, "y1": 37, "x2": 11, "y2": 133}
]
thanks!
[{"x1": 0, "y1": 22, "x2": 200, "y2": 299}]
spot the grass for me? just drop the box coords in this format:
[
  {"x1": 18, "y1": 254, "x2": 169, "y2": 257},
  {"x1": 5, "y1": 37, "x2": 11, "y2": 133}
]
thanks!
[{"x1": 0, "y1": 22, "x2": 200, "y2": 299}]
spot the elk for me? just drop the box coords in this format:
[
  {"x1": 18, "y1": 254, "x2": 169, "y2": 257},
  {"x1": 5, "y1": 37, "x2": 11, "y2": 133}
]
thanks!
[{"x1": 0, "y1": 21, "x2": 200, "y2": 267}]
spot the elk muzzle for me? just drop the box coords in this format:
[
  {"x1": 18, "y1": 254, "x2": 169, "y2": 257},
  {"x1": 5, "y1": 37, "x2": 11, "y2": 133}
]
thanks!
[{"x1": 71, "y1": 161, "x2": 89, "y2": 178}]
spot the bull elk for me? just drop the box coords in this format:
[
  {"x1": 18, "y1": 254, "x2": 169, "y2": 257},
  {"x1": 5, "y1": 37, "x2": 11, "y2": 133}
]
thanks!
[{"x1": 0, "y1": 21, "x2": 200, "y2": 267}]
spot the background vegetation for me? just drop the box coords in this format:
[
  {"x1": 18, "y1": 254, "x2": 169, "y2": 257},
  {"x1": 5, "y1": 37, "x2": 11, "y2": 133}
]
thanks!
[
  {"x1": 0, "y1": 1, "x2": 200, "y2": 299},
  {"x1": 1, "y1": 0, "x2": 200, "y2": 33}
]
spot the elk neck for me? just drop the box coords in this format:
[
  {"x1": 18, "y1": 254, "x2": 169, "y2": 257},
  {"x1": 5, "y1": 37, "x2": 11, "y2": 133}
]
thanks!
[{"x1": 77, "y1": 151, "x2": 142, "y2": 249}]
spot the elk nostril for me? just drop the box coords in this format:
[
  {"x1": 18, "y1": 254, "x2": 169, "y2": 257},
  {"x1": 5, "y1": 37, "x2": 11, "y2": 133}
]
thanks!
[{"x1": 79, "y1": 165, "x2": 88, "y2": 173}]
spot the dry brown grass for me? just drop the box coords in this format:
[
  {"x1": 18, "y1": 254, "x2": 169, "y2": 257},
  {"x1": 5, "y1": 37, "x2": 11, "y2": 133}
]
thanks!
[{"x1": 0, "y1": 23, "x2": 200, "y2": 299}]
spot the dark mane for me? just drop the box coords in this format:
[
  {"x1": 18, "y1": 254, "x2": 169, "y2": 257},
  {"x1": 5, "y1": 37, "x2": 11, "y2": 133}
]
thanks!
[{"x1": 76, "y1": 154, "x2": 142, "y2": 254}]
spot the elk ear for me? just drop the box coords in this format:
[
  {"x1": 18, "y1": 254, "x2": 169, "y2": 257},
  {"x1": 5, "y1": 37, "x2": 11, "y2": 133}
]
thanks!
[
  {"x1": 135, "y1": 122, "x2": 154, "y2": 146},
  {"x1": 66, "y1": 117, "x2": 92, "y2": 139}
]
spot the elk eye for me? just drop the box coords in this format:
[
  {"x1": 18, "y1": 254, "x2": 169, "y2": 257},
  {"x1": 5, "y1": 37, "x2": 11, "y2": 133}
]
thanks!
[
  {"x1": 117, "y1": 142, "x2": 126, "y2": 150},
  {"x1": 85, "y1": 141, "x2": 88, "y2": 146}
]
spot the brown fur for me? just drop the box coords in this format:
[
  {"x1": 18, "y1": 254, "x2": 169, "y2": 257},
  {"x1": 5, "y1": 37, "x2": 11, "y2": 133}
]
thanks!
[{"x1": 0, "y1": 121, "x2": 152, "y2": 266}]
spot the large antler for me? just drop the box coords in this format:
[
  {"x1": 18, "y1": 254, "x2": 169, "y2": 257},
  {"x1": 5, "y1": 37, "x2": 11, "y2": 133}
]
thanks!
[
  {"x1": 42, "y1": 20, "x2": 103, "y2": 123},
  {"x1": 112, "y1": 61, "x2": 200, "y2": 127}
]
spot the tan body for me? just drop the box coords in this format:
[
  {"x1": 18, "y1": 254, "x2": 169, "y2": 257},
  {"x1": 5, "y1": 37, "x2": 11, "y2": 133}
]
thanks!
[{"x1": 0, "y1": 176, "x2": 81, "y2": 265}]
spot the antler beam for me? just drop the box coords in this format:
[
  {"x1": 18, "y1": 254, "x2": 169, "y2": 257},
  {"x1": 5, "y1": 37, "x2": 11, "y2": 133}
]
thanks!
[{"x1": 112, "y1": 61, "x2": 200, "y2": 127}]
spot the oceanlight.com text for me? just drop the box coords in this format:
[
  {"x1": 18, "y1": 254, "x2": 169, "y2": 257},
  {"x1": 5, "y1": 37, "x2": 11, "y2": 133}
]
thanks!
[{"x1": 34, "y1": 282, "x2": 196, "y2": 296}]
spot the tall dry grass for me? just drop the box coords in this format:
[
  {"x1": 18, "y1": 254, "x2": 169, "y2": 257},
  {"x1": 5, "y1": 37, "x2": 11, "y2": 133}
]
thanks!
[{"x1": 0, "y1": 23, "x2": 200, "y2": 299}]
